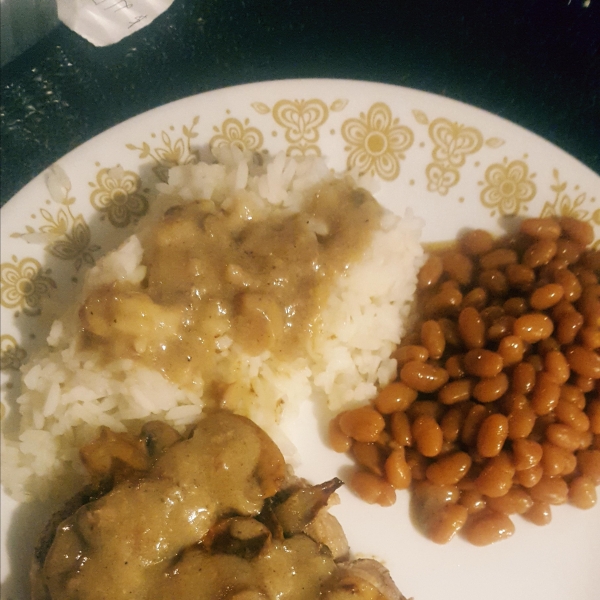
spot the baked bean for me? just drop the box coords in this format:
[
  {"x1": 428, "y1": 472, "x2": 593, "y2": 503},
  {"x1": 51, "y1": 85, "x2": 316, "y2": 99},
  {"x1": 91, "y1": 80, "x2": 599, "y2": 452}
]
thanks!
[
  {"x1": 438, "y1": 379, "x2": 474, "y2": 405},
  {"x1": 385, "y1": 448, "x2": 412, "y2": 490},
  {"x1": 480, "y1": 305, "x2": 505, "y2": 326},
  {"x1": 479, "y1": 248, "x2": 518, "y2": 271},
  {"x1": 520, "y1": 217, "x2": 562, "y2": 240},
  {"x1": 511, "y1": 362, "x2": 536, "y2": 394},
  {"x1": 328, "y1": 413, "x2": 352, "y2": 453},
  {"x1": 575, "y1": 375, "x2": 595, "y2": 393},
  {"x1": 541, "y1": 442, "x2": 568, "y2": 476},
  {"x1": 459, "y1": 489, "x2": 487, "y2": 514},
  {"x1": 417, "y1": 255, "x2": 444, "y2": 289},
  {"x1": 487, "y1": 315, "x2": 516, "y2": 341},
  {"x1": 400, "y1": 361, "x2": 449, "y2": 393},
  {"x1": 352, "y1": 442, "x2": 385, "y2": 476},
  {"x1": 456, "y1": 475, "x2": 477, "y2": 492},
  {"x1": 390, "y1": 412, "x2": 412, "y2": 446},
  {"x1": 412, "y1": 415, "x2": 443, "y2": 457},
  {"x1": 474, "y1": 453, "x2": 515, "y2": 498},
  {"x1": 374, "y1": 381, "x2": 417, "y2": 414},
  {"x1": 478, "y1": 269, "x2": 508, "y2": 296},
  {"x1": 537, "y1": 336, "x2": 561, "y2": 357},
  {"x1": 552, "y1": 298, "x2": 575, "y2": 320},
  {"x1": 408, "y1": 400, "x2": 444, "y2": 421},
  {"x1": 460, "y1": 228, "x2": 495, "y2": 256},
  {"x1": 568, "y1": 476, "x2": 597, "y2": 509},
  {"x1": 393, "y1": 344, "x2": 429, "y2": 365},
  {"x1": 539, "y1": 257, "x2": 569, "y2": 281},
  {"x1": 461, "y1": 287, "x2": 488, "y2": 310},
  {"x1": 349, "y1": 470, "x2": 396, "y2": 506},
  {"x1": 405, "y1": 448, "x2": 429, "y2": 481},
  {"x1": 577, "y1": 450, "x2": 600, "y2": 485},
  {"x1": 577, "y1": 287, "x2": 600, "y2": 327},
  {"x1": 486, "y1": 486, "x2": 533, "y2": 515},
  {"x1": 442, "y1": 251, "x2": 473, "y2": 286},
  {"x1": 461, "y1": 404, "x2": 490, "y2": 446},
  {"x1": 427, "y1": 503, "x2": 469, "y2": 544},
  {"x1": 462, "y1": 509, "x2": 515, "y2": 546},
  {"x1": 438, "y1": 318, "x2": 462, "y2": 348},
  {"x1": 512, "y1": 438, "x2": 543, "y2": 470},
  {"x1": 574, "y1": 268, "x2": 599, "y2": 288},
  {"x1": 586, "y1": 400, "x2": 600, "y2": 434},
  {"x1": 477, "y1": 414, "x2": 509, "y2": 457},
  {"x1": 543, "y1": 350, "x2": 570, "y2": 385},
  {"x1": 424, "y1": 284, "x2": 463, "y2": 318},
  {"x1": 508, "y1": 405, "x2": 537, "y2": 440},
  {"x1": 412, "y1": 482, "x2": 464, "y2": 544},
  {"x1": 531, "y1": 372, "x2": 561, "y2": 415},
  {"x1": 555, "y1": 400, "x2": 590, "y2": 432},
  {"x1": 338, "y1": 407, "x2": 385, "y2": 442},
  {"x1": 556, "y1": 238, "x2": 585, "y2": 265},
  {"x1": 530, "y1": 283, "x2": 564, "y2": 310},
  {"x1": 506, "y1": 263, "x2": 536, "y2": 290},
  {"x1": 440, "y1": 406, "x2": 467, "y2": 443},
  {"x1": 426, "y1": 452, "x2": 472, "y2": 485},
  {"x1": 516, "y1": 464, "x2": 544, "y2": 488},
  {"x1": 582, "y1": 249, "x2": 600, "y2": 271},
  {"x1": 579, "y1": 430, "x2": 594, "y2": 451},
  {"x1": 464, "y1": 349, "x2": 503, "y2": 378},
  {"x1": 529, "y1": 475, "x2": 569, "y2": 505},
  {"x1": 565, "y1": 345, "x2": 600, "y2": 379},
  {"x1": 522, "y1": 239, "x2": 557, "y2": 268},
  {"x1": 458, "y1": 307, "x2": 485, "y2": 349},
  {"x1": 562, "y1": 451, "x2": 577, "y2": 476},
  {"x1": 526, "y1": 353, "x2": 544, "y2": 372},
  {"x1": 580, "y1": 326, "x2": 600, "y2": 350},
  {"x1": 445, "y1": 354, "x2": 465, "y2": 379},
  {"x1": 473, "y1": 373, "x2": 509, "y2": 403},
  {"x1": 553, "y1": 269, "x2": 582, "y2": 302},
  {"x1": 559, "y1": 384, "x2": 586, "y2": 410},
  {"x1": 522, "y1": 501, "x2": 552, "y2": 526},
  {"x1": 513, "y1": 312, "x2": 554, "y2": 343},
  {"x1": 501, "y1": 391, "x2": 528, "y2": 413},
  {"x1": 497, "y1": 335, "x2": 525, "y2": 366},
  {"x1": 413, "y1": 480, "x2": 460, "y2": 512},
  {"x1": 503, "y1": 296, "x2": 528, "y2": 317},
  {"x1": 421, "y1": 320, "x2": 445, "y2": 360},
  {"x1": 556, "y1": 310, "x2": 584, "y2": 345},
  {"x1": 559, "y1": 216, "x2": 595, "y2": 246}
]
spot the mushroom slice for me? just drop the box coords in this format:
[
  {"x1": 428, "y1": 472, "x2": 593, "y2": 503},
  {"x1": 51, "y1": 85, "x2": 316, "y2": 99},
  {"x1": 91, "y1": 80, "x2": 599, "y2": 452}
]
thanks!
[
  {"x1": 272, "y1": 478, "x2": 343, "y2": 536},
  {"x1": 203, "y1": 517, "x2": 272, "y2": 560},
  {"x1": 304, "y1": 507, "x2": 349, "y2": 561},
  {"x1": 141, "y1": 420, "x2": 182, "y2": 458},
  {"x1": 324, "y1": 559, "x2": 409, "y2": 600}
]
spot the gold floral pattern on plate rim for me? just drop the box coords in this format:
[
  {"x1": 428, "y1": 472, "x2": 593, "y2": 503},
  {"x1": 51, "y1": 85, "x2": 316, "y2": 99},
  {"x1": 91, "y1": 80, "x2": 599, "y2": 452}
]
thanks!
[{"x1": 1, "y1": 80, "x2": 599, "y2": 598}]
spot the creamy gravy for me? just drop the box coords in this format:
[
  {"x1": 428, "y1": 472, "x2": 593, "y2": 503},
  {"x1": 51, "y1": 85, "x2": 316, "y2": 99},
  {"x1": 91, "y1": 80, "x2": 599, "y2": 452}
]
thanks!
[
  {"x1": 37, "y1": 412, "x2": 396, "y2": 600},
  {"x1": 80, "y1": 180, "x2": 382, "y2": 398}
]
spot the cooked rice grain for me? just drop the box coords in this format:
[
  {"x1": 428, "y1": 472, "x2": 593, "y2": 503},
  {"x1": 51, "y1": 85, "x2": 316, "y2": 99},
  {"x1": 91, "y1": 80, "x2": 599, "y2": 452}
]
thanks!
[{"x1": 1, "y1": 149, "x2": 423, "y2": 502}]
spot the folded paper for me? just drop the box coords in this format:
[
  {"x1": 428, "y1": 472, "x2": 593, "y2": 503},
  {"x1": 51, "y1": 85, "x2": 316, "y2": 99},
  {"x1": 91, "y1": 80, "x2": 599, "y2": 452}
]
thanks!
[{"x1": 57, "y1": 0, "x2": 175, "y2": 47}]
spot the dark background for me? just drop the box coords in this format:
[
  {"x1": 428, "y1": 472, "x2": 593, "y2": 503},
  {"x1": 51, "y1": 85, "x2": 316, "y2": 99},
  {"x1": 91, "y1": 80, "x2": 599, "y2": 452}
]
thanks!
[{"x1": 1, "y1": 0, "x2": 599, "y2": 206}]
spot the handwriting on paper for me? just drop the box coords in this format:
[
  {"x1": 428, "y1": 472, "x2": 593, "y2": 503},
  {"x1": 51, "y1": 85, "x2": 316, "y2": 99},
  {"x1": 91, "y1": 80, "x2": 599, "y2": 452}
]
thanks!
[{"x1": 57, "y1": 0, "x2": 175, "y2": 47}]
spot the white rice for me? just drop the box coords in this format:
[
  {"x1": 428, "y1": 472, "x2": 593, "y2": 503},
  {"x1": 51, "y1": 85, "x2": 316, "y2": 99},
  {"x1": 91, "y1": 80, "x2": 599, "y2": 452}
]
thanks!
[{"x1": 1, "y1": 147, "x2": 424, "y2": 502}]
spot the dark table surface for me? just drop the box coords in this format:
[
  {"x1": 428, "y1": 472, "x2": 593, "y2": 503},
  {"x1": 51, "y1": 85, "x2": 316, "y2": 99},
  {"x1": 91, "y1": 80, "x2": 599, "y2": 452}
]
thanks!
[{"x1": 1, "y1": 0, "x2": 599, "y2": 208}]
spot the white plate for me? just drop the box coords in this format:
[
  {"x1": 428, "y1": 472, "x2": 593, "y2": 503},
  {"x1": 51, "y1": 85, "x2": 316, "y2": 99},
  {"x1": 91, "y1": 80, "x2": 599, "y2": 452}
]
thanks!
[{"x1": 1, "y1": 79, "x2": 599, "y2": 600}]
